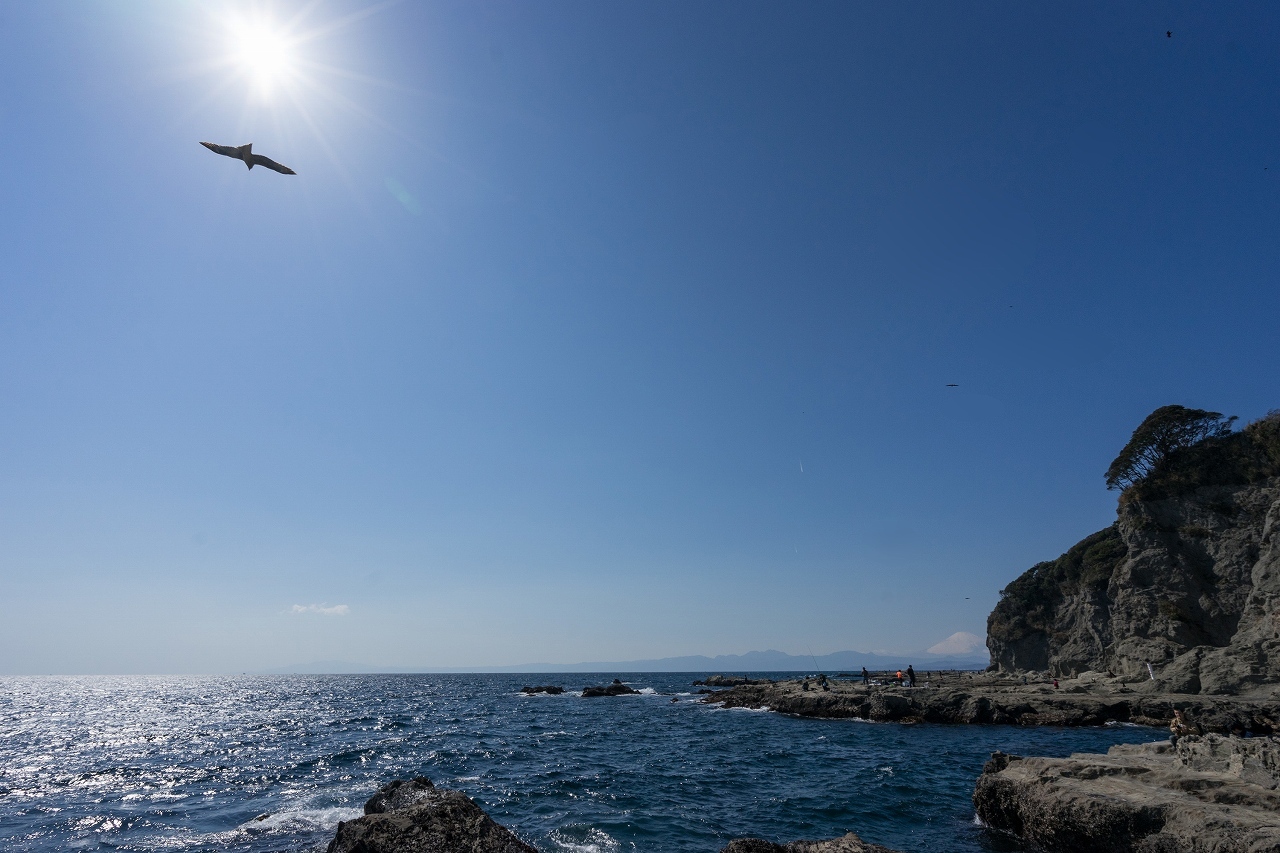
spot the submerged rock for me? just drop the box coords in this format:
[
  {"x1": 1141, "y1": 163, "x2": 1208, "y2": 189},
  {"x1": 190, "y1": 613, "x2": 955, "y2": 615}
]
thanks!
[
  {"x1": 327, "y1": 778, "x2": 536, "y2": 853},
  {"x1": 720, "y1": 832, "x2": 899, "y2": 852},
  {"x1": 972, "y1": 736, "x2": 1280, "y2": 852}
]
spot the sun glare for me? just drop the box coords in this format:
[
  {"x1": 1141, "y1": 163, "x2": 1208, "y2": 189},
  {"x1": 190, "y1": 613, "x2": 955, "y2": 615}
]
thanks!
[{"x1": 230, "y1": 18, "x2": 294, "y2": 95}]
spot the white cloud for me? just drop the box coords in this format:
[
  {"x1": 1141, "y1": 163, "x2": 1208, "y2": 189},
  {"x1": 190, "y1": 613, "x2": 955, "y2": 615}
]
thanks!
[
  {"x1": 926, "y1": 631, "x2": 985, "y2": 656},
  {"x1": 291, "y1": 603, "x2": 350, "y2": 616}
]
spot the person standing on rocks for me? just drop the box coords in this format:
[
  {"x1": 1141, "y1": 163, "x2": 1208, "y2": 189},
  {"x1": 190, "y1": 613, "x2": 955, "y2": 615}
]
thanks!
[
  {"x1": 861, "y1": 667, "x2": 870, "y2": 686},
  {"x1": 906, "y1": 665, "x2": 916, "y2": 688},
  {"x1": 1170, "y1": 709, "x2": 1195, "y2": 747}
]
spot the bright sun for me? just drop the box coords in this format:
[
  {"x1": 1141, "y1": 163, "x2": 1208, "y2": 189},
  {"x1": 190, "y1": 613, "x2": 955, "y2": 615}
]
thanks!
[{"x1": 231, "y1": 19, "x2": 294, "y2": 95}]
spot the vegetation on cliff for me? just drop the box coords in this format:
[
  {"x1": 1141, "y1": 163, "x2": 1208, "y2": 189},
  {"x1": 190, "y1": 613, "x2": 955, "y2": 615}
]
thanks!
[
  {"x1": 987, "y1": 526, "x2": 1128, "y2": 659},
  {"x1": 1121, "y1": 408, "x2": 1280, "y2": 503},
  {"x1": 1105, "y1": 405, "x2": 1236, "y2": 492}
]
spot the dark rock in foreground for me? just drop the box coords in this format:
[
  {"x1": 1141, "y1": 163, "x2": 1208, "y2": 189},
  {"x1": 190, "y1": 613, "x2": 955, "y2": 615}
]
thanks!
[
  {"x1": 582, "y1": 679, "x2": 640, "y2": 697},
  {"x1": 520, "y1": 685, "x2": 565, "y2": 695},
  {"x1": 331, "y1": 778, "x2": 900, "y2": 853},
  {"x1": 720, "y1": 831, "x2": 899, "y2": 852},
  {"x1": 363, "y1": 778, "x2": 440, "y2": 814},
  {"x1": 327, "y1": 778, "x2": 536, "y2": 853},
  {"x1": 972, "y1": 735, "x2": 1280, "y2": 852}
]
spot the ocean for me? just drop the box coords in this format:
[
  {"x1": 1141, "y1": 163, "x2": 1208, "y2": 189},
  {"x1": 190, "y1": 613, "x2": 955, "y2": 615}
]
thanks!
[{"x1": 0, "y1": 673, "x2": 1160, "y2": 852}]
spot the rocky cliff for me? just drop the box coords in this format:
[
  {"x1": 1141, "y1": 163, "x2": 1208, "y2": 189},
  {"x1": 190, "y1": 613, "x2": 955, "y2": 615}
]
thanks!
[{"x1": 987, "y1": 412, "x2": 1280, "y2": 693}]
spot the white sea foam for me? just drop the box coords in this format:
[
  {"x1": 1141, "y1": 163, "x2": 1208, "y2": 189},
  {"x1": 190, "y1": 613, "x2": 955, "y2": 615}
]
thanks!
[
  {"x1": 548, "y1": 826, "x2": 621, "y2": 853},
  {"x1": 637, "y1": 687, "x2": 657, "y2": 695},
  {"x1": 238, "y1": 806, "x2": 361, "y2": 833}
]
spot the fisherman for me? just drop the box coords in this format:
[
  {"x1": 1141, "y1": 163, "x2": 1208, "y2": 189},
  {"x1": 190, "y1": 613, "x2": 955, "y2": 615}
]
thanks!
[
  {"x1": 817, "y1": 673, "x2": 829, "y2": 691},
  {"x1": 861, "y1": 667, "x2": 870, "y2": 686},
  {"x1": 906, "y1": 665, "x2": 916, "y2": 688}
]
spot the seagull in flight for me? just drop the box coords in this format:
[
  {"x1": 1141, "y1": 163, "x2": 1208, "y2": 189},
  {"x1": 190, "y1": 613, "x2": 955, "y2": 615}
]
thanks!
[
  {"x1": 200, "y1": 142, "x2": 296, "y2": 175},
  {"x1": 946, "y1": 383, "x2": 959, "y2": 387}
]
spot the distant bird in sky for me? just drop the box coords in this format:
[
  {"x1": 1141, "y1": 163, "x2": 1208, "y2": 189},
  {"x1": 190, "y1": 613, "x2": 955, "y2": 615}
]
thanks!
[
  {"x1": 1167, "y1": 31, "x2": 1172, "y2": 37},
  {"x1": 946, "y1": 383, "x2": 959, "y2": 387},
  {"x1": 200, "y1": 142, "x2": 296, "y2": 175}
]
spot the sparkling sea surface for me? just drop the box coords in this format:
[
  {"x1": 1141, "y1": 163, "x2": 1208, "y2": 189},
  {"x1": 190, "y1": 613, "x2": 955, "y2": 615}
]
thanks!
[{"x1": 0, "y1": 673, "x2": 1161, "y2": 852}]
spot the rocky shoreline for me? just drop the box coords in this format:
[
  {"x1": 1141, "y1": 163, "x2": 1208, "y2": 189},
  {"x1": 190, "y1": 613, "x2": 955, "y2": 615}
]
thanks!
[
  {"x1": 973, "y1": 735, "x2": 1280, "y2": 852},
  {"x1": 327, "y1": 777, "x2": 900, "y2": 853},
  {"x1": 328, "y1": 734, "x2": 1280, "y2": 853},
  {"x1": 699, "y1": 672, "x2": 1280, "y2": 732}
]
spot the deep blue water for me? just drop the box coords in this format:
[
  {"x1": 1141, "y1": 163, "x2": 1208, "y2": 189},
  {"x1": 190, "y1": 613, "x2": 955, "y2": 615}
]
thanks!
[{"x1": 0, "y1": 673, "x2": 1160, "y2": 852}]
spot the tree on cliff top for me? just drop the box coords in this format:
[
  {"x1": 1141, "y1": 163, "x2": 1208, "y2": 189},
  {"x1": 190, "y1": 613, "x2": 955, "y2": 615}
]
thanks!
[{"x1": 1105, "y1": 405, "x2": 1237, "y2": 491}]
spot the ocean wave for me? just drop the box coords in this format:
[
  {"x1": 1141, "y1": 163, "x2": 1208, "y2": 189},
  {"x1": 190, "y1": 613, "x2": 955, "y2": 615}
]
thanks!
[{"x1": 237, "y1": 806, "x2": 361, "y2": 833}]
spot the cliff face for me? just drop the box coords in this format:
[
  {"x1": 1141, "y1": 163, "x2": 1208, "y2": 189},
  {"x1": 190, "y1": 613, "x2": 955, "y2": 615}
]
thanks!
[{"x1": 987, "y1": 415, "x2": 1280, "y2": 693}]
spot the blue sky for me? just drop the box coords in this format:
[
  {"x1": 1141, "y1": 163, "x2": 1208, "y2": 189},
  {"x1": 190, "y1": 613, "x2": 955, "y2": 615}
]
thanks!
[{"x1": 1, "y1": 1, "x2": 1277, "y2": 673}]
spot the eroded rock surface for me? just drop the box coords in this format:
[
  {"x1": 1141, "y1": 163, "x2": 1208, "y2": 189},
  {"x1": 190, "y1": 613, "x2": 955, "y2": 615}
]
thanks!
[{"x1": 972, "y1": 736, "x2": 1280, "y2": 853}]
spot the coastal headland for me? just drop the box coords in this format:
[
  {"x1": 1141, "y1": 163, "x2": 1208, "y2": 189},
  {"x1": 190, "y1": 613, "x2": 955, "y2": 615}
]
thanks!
[{"x1": 700, "y1": 672, "x2": 1279, "y2": 732}]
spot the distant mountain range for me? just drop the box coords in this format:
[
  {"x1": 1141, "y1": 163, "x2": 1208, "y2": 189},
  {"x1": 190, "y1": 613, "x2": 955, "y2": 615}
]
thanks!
[{"x1": 259, "y1": 638, "x2": 989, "y2": 675}]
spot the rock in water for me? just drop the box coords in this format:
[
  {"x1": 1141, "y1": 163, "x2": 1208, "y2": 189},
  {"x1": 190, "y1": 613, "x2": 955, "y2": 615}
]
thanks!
[
  {"x1": 327, "y1": 778, "x2": 536, "y2": 853},
  {"x1": 720, "y1": 832, "x2": 900, "y2": 852},
  {"x1": 581, "y1": 680, "x2": 640, "y2": 697},
  {"x1": 972, "y1": 736, "x2": 1280, "y2": 852},
  {"x1": 333, "y1": 779, "x2": 898, "y2": 853},
  {"x1": 362, "y1": 777, "x2": 437, "y2": 814}
]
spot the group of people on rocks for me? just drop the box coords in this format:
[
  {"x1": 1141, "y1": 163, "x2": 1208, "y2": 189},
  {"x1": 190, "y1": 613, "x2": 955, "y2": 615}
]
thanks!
[{"x1": 852, "y1": 666, "x2": 918, "y2": 687}]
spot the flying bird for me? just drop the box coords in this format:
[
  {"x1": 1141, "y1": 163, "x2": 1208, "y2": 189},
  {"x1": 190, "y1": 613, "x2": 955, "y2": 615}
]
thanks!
[
  {"x1": 1167, "y1": 31, "x2": 1172, "y2": 37},
  {"x1": 946, "y1": 383, "x2": 959, "y2": 387},
  {"x1": 200, "y1": 142, "x2": 296, "y2": 175}
]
